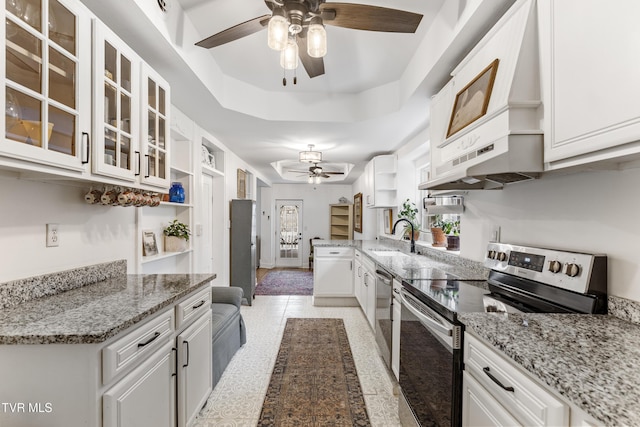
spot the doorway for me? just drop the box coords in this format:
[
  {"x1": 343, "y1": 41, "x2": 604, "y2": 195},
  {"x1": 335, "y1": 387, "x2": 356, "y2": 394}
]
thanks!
[{"x1": 276, "y1": 200, "x2": 303, "y2": 267}]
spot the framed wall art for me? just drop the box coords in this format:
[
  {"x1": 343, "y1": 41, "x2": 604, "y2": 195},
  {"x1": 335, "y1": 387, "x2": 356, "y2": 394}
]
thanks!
[
  {"x1": 142, "y1": 230, "x2": 158, "y2": 256},
  {"x1": 383, "y1": 209, "x2": 393, "y2": 235},
  {"x1": 446, "y1": 58, "x2": 500, "y2": 138},
  {"x1": 354, "y1": 193, "x2": 363, "y2": 233},
  {"x1": 237, "y1": 169, "x2": 247, "y2": 199}
]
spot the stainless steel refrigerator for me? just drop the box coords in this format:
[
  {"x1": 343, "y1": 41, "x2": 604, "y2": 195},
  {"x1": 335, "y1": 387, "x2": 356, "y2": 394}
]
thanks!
[{"x1": 230, "y1": 199, "x2": 256, "y2": 305}]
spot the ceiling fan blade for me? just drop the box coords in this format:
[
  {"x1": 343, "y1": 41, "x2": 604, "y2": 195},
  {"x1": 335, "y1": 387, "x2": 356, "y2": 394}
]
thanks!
[
  {"x1": 323, "y1": 171, "x2": 344, "y2": 175},
  {"x1": 287, "y1": 169, "x2": 310, "y2": 173},
  {"x1": 320, "y1": 173, "x2": 332, "y2": 178},
  {"x1": 320, "y1": 3, "x2": 422, "y2": 33},
  {"x1": 296, "y1": 35, "x2": 325, "y2": 78},
  {"x1": 195, "y1": 14, "x2": 271, "y2": 49}
]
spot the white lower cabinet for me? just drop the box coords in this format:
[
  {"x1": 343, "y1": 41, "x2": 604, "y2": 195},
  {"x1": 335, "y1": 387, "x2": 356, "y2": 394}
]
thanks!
[
  {"x1": 313, "y1": 247, "x2": 354, "y2": 303},
  {"x1": 362, "y1": 256, "x2": 376, "y2": 330},
  {"x1": 103, "y1": 341, "x2": 176, "y2": 427},
  {"x1": 463, "y1": 333, "x2": 569, "y2": 427},
  {"x1": 354, "y1": 251, "x2": 364, "y2": 307},
  {"x1": 391, "y1": 279, "x2": 402, "y2": 380},
  {"x1": 177, "y1": 312, "x2": 213, "y2": 427}
]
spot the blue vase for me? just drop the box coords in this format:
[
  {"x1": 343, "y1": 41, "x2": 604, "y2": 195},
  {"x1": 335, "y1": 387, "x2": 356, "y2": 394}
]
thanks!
[{"x1": 169, "y1": 182, "x2": 185, "y2": 203}]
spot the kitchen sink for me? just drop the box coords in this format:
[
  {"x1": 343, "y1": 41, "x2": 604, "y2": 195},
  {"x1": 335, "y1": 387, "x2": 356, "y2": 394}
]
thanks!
[{"x1": 370, "y1": 250, "x2": 410, "y2": 257}]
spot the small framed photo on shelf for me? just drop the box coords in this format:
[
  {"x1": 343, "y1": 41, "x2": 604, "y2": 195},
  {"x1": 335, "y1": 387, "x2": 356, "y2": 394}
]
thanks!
[
  {"x1": 142, "y1": 230, "x2": 158, "y2": 256},
  {"x1": 447, "y1": 58, "x2": 499, "y2": 138},
  {"x1": 383, "y1": 209, "x2": 393, "y2": 235}
]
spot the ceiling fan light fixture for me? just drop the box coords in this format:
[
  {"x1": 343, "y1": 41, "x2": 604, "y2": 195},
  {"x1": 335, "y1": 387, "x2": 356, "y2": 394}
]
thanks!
[
  {"x1": 280, "y1": 37, "x2": 299, "y2": 70},
  {"x1": 314, "y1": 176, "x2": 322, "y2": 184},
  {"x1": 307, "y1": 176, "x2": 313, "y2": 184},
  {"x1": 299, "y1": 144, "x2": 322, "y2": 163},
  {"x1": 307, "y1": 18, "x2": 327, "y2": 58},
  {"x1": 267, "y1": 11, "x2": 288, "y2": 51}
]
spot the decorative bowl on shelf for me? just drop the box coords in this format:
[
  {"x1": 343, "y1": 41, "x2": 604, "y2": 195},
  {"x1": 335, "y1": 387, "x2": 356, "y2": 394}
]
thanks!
[{"x1": 8, "y1": 120, "x2": 54, "y2": 145}]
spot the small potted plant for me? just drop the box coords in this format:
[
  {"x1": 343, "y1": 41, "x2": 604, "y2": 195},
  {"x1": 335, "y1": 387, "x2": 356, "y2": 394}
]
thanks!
[
  {"x1": 398, "y1": 199, "x2": 420, "y2": 240},
  {"x1": 430, "y1": 217, "x2": 448, "y2": 247},
  {"x1": 440, "y1": 218, "x2": 461, "y2": 251},
  {"x1": 163, "y1": 219, "x2": 191, "y2": 252}
]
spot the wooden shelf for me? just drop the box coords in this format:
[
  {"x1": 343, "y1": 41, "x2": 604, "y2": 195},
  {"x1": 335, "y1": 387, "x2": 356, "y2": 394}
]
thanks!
[
  {"x1": 329, "y1": 203, "x2": 353, "y2": 240},
  {"x1": 141, "y1": 249, "x2": 193, "y2": 264}
]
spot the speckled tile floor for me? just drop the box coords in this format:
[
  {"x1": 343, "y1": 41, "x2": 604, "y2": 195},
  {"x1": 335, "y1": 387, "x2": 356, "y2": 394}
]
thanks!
[{"x1": 193, "y1": 295, "x2": 401, "y2": 427}]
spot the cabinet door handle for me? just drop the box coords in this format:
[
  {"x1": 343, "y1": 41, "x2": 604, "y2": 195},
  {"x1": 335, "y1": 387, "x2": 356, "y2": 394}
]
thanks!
[
  {"x1": 134, "y1": 151, "x2": 141, "y2": 176},
  {"x1": 183, "y1": 340, "x2": 190, "y2": 368},
  {"x1": 171, "y1": 347, "x2": 178, "y2": 377},
  {"x1": 483, "y1": 367, "x2": 515, "y2": 392},
  {"x1": 145, "y1": 154, "x2": 150, "y2": 178},
  {"x1": 192, "y1": 300, "x2": 205, "y2": 309},
  {"x1": 350, "y1": 261, "x2": 353, "y2": 271},
  {"x1": 81, "y1": 132, "x2": 90, "y2": 164},
  {"x1": 137, "y1": 331, "x2": 161, "y2": 348},
  {"x1": 330, "y1": 251, "x2": 339, "y2": 255}
]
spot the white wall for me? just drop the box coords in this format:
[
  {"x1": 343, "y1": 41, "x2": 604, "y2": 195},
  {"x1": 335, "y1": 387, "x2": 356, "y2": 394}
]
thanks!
[
  {"x1": 460, "y1": 167, "x2": 640, "y2": 302},
  {"x1": 259, "y1": 183, "x2": 353, "y2": 268},
  {"x1": 352, "y1": 175, "x2": 378, "y2": 241},
  {"x1": 0, "y1": 177, "x2": 136, "y2": 282}
]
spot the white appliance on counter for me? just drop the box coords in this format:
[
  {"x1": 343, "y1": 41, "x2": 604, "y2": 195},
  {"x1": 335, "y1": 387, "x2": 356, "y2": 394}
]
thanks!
[{"x1": 421, "y1": 0, "x2": 543, "y2": 191}]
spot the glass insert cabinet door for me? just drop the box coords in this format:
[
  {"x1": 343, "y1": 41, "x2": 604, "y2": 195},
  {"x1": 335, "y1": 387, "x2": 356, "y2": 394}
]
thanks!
[
  {"x1": 2, "y1": 0, "x2": 92, "y2": 171},
  {"x1": 91, "y1": 21, "x2": 139, "y2": 182},
  {"x1": 140, "y1": 63, "x2": 170, "y2": 188}
]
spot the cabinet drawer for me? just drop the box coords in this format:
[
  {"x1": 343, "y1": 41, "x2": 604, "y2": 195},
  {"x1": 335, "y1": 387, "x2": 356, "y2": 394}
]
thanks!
[
  {"x1": 464, "y1": 333, "x2": 568, "y2": 426},
  {"x1": 176, "y1": 287, "x2": 212, "y2": 330},
  {"x1": 315, "y1": 247, "x2": 353, "y2": 257},
  {"x1": 103, "y1": 309, "x2": 174, "y2": 384}
]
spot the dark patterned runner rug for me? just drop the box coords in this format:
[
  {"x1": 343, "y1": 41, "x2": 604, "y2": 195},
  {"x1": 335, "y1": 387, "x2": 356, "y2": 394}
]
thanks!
[
  {"x1": 257, "y1": 318, "x2": 371, "y2": 427},
  {"x1": 255, "y1": 270, "x2": 313, "y2": 296}
]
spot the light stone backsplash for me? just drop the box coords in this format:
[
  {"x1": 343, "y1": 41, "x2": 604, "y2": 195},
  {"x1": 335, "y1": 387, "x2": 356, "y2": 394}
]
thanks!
[{"x1": 0, "y1": 260, "x2": 127, "y2": 309}]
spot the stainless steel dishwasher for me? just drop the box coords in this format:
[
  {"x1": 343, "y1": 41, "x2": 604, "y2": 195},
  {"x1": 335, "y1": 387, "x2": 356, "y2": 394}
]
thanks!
[{"x1": 374, "y1": 267, "x2": 393, "y2": 369}]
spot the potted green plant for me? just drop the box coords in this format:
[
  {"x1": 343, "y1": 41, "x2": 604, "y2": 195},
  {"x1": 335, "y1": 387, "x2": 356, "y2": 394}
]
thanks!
[
  {"x1": 430, "y1": 217, "x2": 448, "y2": 247},
  {"x1": 163, "y1": 219, "x2": 191, "y2": 252},
  {"x1": 442, "y1": 218, "x2": 461, "y2": 251},
  {"x1": 397, "y1": 199, "x2": 420, "y2": 240}
]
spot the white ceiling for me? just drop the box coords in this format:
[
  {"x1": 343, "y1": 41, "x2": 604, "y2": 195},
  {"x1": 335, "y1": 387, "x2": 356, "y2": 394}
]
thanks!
[{"x1": 81, "y1": 0, "x2": 515, "y2": 185}]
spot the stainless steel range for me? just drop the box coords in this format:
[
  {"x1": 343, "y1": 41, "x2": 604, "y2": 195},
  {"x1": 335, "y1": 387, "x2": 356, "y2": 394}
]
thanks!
[{"x1": 398, "y1": 243, "x2": 607, "y2": 427}]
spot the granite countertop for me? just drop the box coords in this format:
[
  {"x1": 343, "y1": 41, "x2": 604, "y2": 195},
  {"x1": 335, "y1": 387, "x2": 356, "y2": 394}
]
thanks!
[
  {"x1": 313, "y1": 239, "x2": 488, "y2": 281},
  {"x1": 0, "y1": 274, "x2": 215, "y2": 345},
  {"x1": 459, "y1": 312, "x2": 640, "y2": 426}
]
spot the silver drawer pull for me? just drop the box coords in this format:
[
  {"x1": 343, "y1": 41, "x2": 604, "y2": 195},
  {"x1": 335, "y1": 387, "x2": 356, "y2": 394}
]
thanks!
[
  {"x1": 137, "y1": 332, "x2": 161, "y2": 348},
  {"x1": 483, "y1": 367, "x2": 515, "y2": 392},
  {"x1": 330, "y1": 251, "x2": 340, "y2": 254},
  {"x1": 192, "y1": 300, "x2": 205, "y2": 309}
]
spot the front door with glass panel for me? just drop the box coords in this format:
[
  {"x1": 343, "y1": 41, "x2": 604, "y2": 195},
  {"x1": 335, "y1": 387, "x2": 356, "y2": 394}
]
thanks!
[{"x1": 276, "y1": 200, "x2": 302, "y2": 267}]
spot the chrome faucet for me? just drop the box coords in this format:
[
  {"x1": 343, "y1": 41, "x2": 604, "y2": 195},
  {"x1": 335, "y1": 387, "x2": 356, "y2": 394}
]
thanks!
[{"x1": 392, "y1": 218, "x2": 416, "y2": 253}]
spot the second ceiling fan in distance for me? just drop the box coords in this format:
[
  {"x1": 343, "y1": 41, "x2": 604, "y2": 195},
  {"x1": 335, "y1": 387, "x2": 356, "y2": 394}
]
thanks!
[{"x1": 195, "y1": 0, "x2": 423, "y2": 81}]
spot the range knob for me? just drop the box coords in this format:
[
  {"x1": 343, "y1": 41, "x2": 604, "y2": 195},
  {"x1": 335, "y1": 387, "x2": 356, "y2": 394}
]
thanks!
[
  {"x1": 487, "y1": 250, "x2": 496, "y2": 259},
  {"x1": 497, "y1": 252, "x2": 508, "y2": 262},
  {"x1": 549, "y1": 260, "x2": 563, "y2": 274},
  {"x1": 565, "y1": 263, "x2": 581, "y2": 277}
]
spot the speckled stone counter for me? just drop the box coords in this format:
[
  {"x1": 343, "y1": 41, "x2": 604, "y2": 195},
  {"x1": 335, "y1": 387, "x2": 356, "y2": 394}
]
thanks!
[
  {"x1": 0, "y1": 273, "x2": 215, "y2": 345},
  {"x1": 459, "y1": 312, "x2": 640, "y2": 426},
  {"x1": 313, "y1": 239, "x2": 488, "y2": 281}
]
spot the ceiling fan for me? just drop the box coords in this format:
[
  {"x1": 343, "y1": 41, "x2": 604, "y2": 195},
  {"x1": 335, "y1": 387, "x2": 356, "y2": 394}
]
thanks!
[
  {"x1": 194, "y1": 0, "x2": 423, "y2": 79},
  {"x1": 289, "y1": 162, "x2": 345, "y2": 183}
]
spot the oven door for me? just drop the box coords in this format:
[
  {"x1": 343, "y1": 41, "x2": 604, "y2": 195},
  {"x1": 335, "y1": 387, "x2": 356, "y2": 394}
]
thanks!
[{"x1": 399, "y1": 288, "x2": 462, "y2": 427}]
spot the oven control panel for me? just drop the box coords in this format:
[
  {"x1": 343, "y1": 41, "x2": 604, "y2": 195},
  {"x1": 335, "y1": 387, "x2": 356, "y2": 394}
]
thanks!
[{"x1": 484, "y1": 243, "x2": 606, "y2": 294}]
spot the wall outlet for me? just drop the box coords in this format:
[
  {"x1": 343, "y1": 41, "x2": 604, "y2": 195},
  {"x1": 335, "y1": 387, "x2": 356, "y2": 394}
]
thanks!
[
  {"x1": 491, "y1": 225, "x2": 501, "y2": 242},
  {"x1": 47, "y1": 223, "x2": 59, "y2": 247}
]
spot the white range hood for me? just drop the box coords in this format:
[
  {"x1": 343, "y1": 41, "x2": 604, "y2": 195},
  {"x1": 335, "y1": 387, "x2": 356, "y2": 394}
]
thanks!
[{"x1": 420, "y1": 0, "x2": 543, "y2": 191}]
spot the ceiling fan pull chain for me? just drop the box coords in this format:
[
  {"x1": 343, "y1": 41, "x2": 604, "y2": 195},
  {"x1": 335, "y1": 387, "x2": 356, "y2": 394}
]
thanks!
[
  {"x1": 294, "y1": 67, "x2": 297, "y2": 85},
  {"x1": 283, "y1": 67, "x2": 287, "y2": 86}
]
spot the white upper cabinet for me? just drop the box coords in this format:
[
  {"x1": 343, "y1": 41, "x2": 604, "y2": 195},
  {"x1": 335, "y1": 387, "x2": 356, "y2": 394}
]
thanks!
[
  {"x1": 92, "y1": 20, "x2": 140, "y2": 183},
  {"x1": 2, "y1": 0, "x2": 92, "y2": 172},
  {"x1": 365, "y1": 154, "x2": 397, "y2": 208},
  {"x1": 140, "y1": 64, "x2": 170, "y2": 188},
  {"x1": 540, "y1": 0, "x2": 640, "y2": 169}
]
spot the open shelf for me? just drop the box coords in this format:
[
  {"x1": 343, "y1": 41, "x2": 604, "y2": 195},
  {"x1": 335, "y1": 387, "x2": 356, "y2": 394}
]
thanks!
[
  {"x1": 141, "y1": 249, "x2": 193, "y2": 264},
  {"x1": 201, "y1": 164, "x2": 224, "y2": 177},
  {"x1": 159, "y1": 201, "x2": 193, "y2": 208}
]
